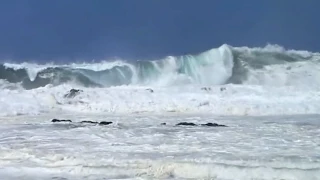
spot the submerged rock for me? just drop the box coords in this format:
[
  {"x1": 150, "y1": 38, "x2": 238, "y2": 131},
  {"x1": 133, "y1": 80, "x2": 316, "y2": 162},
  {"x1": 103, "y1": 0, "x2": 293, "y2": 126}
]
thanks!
[
  {"x1": 51, "y1": 119, "x2": 72, "y2": 123},
  {"x1": 80, "y1": 120, "x2": 98, "y2": 124},
  {"x1": 63, "y1": 89, "x2": 83, "y2": 98}
]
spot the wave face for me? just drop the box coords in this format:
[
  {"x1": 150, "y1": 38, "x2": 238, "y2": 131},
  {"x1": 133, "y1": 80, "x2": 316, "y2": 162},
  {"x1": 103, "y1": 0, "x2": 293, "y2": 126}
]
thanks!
[{"x1": 1, "y1": 44, "x2": 319, "y2": 89}]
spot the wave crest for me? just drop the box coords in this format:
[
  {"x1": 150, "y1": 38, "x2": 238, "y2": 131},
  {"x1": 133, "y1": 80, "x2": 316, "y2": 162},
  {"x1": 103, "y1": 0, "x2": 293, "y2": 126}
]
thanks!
[{"x1": 0, "y1": 44, "x2": 319, "y2": 89}]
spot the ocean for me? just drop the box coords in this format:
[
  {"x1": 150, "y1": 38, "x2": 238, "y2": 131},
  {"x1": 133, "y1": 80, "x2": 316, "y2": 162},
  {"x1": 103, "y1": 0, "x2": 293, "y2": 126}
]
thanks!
[{"x1": 0, "y1": 44, "x2": 319, "y2": 179}]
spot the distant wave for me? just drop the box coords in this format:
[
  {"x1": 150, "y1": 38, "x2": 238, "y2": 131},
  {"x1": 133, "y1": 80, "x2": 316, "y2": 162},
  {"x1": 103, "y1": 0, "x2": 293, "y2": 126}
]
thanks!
[{"x1": 0, "y1": 44, "x2": 319, "y2": 89}]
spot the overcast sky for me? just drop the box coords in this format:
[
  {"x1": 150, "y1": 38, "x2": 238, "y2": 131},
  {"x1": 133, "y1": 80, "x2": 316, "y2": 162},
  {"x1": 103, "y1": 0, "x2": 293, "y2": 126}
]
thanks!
[{"x1": 0, "y1": 0, "x2": 319, "y2": 62}]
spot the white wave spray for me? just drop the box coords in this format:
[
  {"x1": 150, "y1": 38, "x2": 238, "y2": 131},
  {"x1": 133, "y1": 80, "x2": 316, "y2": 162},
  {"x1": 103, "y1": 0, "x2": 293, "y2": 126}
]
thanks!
[{"x1": 1, "y1": 44, "x2": 320, "y2": 116}]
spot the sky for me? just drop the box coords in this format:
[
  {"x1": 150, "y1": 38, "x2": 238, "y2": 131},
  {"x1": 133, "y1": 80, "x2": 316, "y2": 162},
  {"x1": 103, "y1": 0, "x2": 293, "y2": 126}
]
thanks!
[{"x1": 0, "y1": 0, "x2": 319, "y2": 62}]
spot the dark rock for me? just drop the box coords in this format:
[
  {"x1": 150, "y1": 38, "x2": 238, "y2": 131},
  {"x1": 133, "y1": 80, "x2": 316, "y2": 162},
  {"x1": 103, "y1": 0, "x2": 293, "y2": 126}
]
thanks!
[
  {"x1": 146, "y1": 88, "x2": 154, "y2": 93},
  {"x1": 160, "y1": 123, "x2": 167, "y2": 125},
  {"x1": 63, "y1": 89, "x2": 83, "y2": 98},
  {"x1": 176, "y1": 122, "x2": 197, "y2": 126},
  {"x1": 201, "y1": 123, "x2": 227, "y2": 127},
  {"x1": 51, "y1": 119, "x2": 72, "y2": 123},
  {"x1": 80, "y1": 121, "x2": 98, "y2": 124},
  {"x1": 99, "y1": 121, "x2": 113, "y2": 126}
]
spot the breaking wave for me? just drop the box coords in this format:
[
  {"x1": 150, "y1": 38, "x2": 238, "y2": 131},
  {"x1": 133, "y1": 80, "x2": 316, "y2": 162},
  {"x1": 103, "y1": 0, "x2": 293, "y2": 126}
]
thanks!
[{"x1": 1, "y1": 44, "x2": 319, "y2": 89}]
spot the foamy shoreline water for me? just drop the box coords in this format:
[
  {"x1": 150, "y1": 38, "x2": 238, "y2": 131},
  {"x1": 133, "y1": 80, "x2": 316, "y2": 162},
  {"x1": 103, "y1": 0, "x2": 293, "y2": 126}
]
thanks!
[{"x1": 0, "y1": 114, "x2": 319, "y2": 180}]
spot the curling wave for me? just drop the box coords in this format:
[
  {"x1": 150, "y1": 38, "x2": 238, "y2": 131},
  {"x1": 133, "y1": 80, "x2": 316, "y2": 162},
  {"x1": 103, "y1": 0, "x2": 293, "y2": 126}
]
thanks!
[{"x1": 0, "y1": 44, "x2": 319, "y2": 89}]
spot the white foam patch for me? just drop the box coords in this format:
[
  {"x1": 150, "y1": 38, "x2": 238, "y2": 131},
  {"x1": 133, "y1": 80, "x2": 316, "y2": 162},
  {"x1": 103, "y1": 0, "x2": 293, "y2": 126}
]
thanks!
[
  {"x1": 244, "y1": 61, "x2": 320, "y2": 87},
  {"x1": 1, "y1": 83, "x2": 320, "y2": 117}
]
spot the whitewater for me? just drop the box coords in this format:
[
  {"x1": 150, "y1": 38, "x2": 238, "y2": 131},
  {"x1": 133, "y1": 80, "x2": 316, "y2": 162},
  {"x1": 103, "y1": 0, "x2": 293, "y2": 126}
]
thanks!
[{"x1": 0, "y1": 44, "x2": 319, "y2": 180}]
